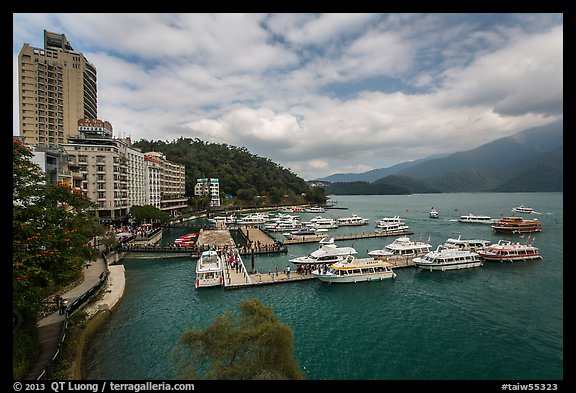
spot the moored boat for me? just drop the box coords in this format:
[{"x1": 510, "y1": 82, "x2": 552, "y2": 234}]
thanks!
[
  {"x1": 492, "y1": 216, "x2": 542, "y2": 234},
  {"x1": 337, "y1": 214, "x2": 369, "y2": 226},
  {"x1": 477, "y1": 239, "x2": 542, "y2": 262},
  {"x1": 442, "y1": 235, "x2": 491, "y2": 252},
  {"x1": 368, "y1": 236, "x2": 432, "y2": 260},
  {"x1": 413, "y1": 245, "x2": 483, "y2": 271},
  {"x1": 195, "y1": 250, "x2": 224, "y2": 288},
  {"x1": 312, "y1": 256, "x2": 396, "y2": 283},
  {"x1": 289, "y1": 237, "x2": 357, "y2": 266},
  {"x1": 458, "y1": 214, "x2": 496, "y2": 224}
]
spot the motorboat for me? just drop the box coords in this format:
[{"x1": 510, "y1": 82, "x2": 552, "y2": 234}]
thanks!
[
  {"x1": 282, "y1": 227, "x2": 328, "y2": 239},
  {"x1": 413, "y1": 246, "x2": 483, "y2": 271},
  {"x1": 429, "y1": 208, "x2": 439, "y2": 219},
  {"x1": 312, "y1": 256, "x2": 396, "y2": 284},
  {"x1": 442, "y1": 235, "x2": 491, "y2": 252},
  {"x1": 375, "y1": 216, "x2": 405, "y2": 227},
  {"x1": 302, "y1": 216, "x2": 339, "y2": 229},
  {"x1": 375, "y1": 219, "x2": 411, "y2": 235},
  {"x1": 337, "y1": 214, "x2": 369, "y2": 226},
  {"x1": 492, "y1": 216, "x2": 542, "y2": 234},
  {"x1": 458, "y1": 214, "x2": 496, "y2": 224},
  {"x1": 195, "y1": 250, "x2": 223, "y2": 288},
  {"x1": 289, "y1": 237, "x2": 357, "y2": 266},
  {"x1": 174, "y1": 233, "x2": 198, "y2": 247},
  {"x1": 305, "y1": 206, "x2": 326, "y2": 213},
  {"x1": 236, "y1": 213, "x2": 270, "y2": 225},
  {"x1": 477, "y1": 239, "x2": 542, "y2": 262},
  {"x1": 368, "y1": 236, "x2": 432, "y2": 260},
  {"x1": 511, "y1": 204, "x2": 538, "y2": 214}
]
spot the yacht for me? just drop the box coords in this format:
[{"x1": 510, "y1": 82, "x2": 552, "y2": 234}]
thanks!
[
  {"x1": 237, "y1": 213, "x2": 270, "y2": 225},
  {"x1": 312, "y1": 256, "x2": 396, "y2": 284},
  {"x1": 477, "y1": 239, "x2": 542, "y2": 262},
  {"x1": 492, "y1": 216, "x2": 542, "y2": 234},
  {"x1": 442, "y1": 235, "x2": 491, "y2": 252},
  {"x1": 458, "y1": 214, "x2": 496, "y2": 224},
  {"x1": 511, "y1": 204, "x2": 537, "y2": 214},
  {"x1": 368, "y1": 236, "x2": 432, "y2": 260},
  {"x1": 375, "y1": 220, "x2": 411, "y2": 235},
  {"x1": 305, "y1": 206, "x2": 326, "y2": 213},
  {"x1": 337, "y1": 214, "x2": 369, "y2": 226},
  {"x1": 429, "y1": 208, "x2": 439, "y2": 219},
  {"x1": 302, "y1": 216, "x2": 339, "y2": 229},
  {"x1": 375, "y1": 216, "x2": 405, "y2": 227},
  {"x1": 195, "y1": 250, "x2": 224, "y2": 288},
  {"x1": 282, "y1": 227, "x2": 328, "y2": 239},
  {"x1": 289, "y1": 237, "x2": 357, "y2": 266},
  {"x1": 413, "y1": 246, "x2": 483, "y2": 271}
]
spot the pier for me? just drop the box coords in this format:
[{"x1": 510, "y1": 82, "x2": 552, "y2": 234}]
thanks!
[{"x1": 282, "y1": 230, "x2": 413, "y2": 244}]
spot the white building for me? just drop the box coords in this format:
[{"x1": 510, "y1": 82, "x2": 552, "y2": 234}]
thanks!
[{"x1": 195, "y1": 178, "x2": 220, "y2": 207}]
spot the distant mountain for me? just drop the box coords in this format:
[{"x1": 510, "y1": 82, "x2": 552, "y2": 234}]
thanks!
[
  {"x1": 393, "y1": 120, "x2": 563, "y2": 192},
  {"x1": 314, "y1": 154, "x2": 449, "y2": 183},
  {"x1": 319, "y1": 120, "x2": 563, "y2": 194}
]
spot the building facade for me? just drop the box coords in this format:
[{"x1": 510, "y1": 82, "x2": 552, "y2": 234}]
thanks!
[
  {"x1": 145, "y1": 152, "x2": 188, "y2": 216},
  {"x1": 194, "y1": 178, "x2": 221, "y2": 207},
  {"x1": 18, "y1": 30, "x2": 97, "y2": 147}
]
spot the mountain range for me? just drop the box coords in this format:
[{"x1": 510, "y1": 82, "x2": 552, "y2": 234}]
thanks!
[{"x1": 317, "y1": 120, "x2": 563, "y2": 194}]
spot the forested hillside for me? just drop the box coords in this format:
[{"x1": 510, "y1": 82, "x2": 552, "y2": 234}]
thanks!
[{"x1": 133, "y1": 137, "x2": 325, "y2": 205}]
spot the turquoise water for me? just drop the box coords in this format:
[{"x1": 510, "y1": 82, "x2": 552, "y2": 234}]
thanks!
[{"x1": 84, "y1": 193, "x2": 563, "y2": 380}]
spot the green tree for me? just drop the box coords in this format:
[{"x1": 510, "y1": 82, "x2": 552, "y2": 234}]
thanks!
[
  {"x1": 175, "y1": 298, "x2": 304, "y2": 380},
  {"x1": 129, "y1": 205, "x2": 170, "y2": 225},
  {"x1": 13, "y1": 140, "x2": 98, "y2": 315}
]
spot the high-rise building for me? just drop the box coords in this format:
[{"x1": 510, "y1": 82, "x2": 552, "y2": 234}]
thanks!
[
  {"x1": 18, "y1": 30, "x2": 98, "y2": 147},
  {"x1": 194, "y1": 178, "x2": 221, "y2": 207}
]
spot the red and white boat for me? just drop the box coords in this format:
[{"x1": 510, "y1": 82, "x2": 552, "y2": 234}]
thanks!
[
  {"x1": 491, "y1": 216, "x2": 542, "y2": 234},
  {"x1": 478, "y1": 239, "x2": 542, "y2": 262}
]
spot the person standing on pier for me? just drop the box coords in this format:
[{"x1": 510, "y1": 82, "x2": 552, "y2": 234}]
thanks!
[{"x1": 287, "y1": 266, "x2": 291, "y2": 278}]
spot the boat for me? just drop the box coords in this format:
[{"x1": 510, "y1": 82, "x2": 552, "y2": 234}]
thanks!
[
  {"x1": 289, "y1": 237, "x2": 357, "y2": 266},
  {"x1": 302, "y1": 216, "x2": 339, "y2": 229},
  {"x1": 305, "y1": 206, "x2": 325, "y2": 213},
  {"x1": 236, "y1": 213, "x2": 270, "y2": 225},
  {"x1": 442, "y1": 235, "x2": 491, "y2": 252},
  {"x1": 174, "y1": 233, "x2": 198, "y2": 247},
  {"x1": 312, "y1": 256, "x2": 396, "y2": 283},
  {"x1": 492, "y1": 216, "x2": 542, "y2": 234},
  {"x1": 477, "y1": 239, "x2": 542, "y2": 262},
  {"x1": 458, "y1": 214, "x2": 496, "y2": 224},
  {"x1": 209, "y1": 214, "x2": 237, "y2": 225},
  {"x1": 337, "y1": 214, "x2": 369, "y2": 226},
  {"x1": 195, "y1": 250, "x2": 224, "y2": 288},
  {"x1": 368, "y1": 236, "x2": 432, "y2": 260},
  {"x1": 413, "y1": 245, "x2": 483, "y2": 271},
  {"x1": 263, "y1": 217, "x2": 301, "y2": 232},
  {"x1": 375, "y1": 216, "x2": 411, "y2": 234},
  {"x1": 511, "y1": 204, "x2": 538, "y2": 214},
  {"x1": 282, "y1": 227, "x2": 328, "y2": 239},
  {"x1": 429, "y1": 208, "x2": 439, "y2": 219},
  {"x1": 375, "y1": 216, "x2": 405, "y2": 227}
]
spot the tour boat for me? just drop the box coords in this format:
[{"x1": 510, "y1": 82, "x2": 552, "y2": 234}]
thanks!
[
  {"x1": 282, "y1": 227, "x2": 328, "y2": 239},
  {"x1": 491, "y1": 216, "x2": 542, "y2": 234},
  {"x1": 337, "y1": 214, "x2": 369, "y2": 226},
  {"x1": 477, "y1": 239, "x2": 542, "y2": 262},
  {"x1": 429, "y1": 208, "x2": 439, "y2": 219},
  {"x1": 312, "y1": 256, "x2": 396, "y2": 283},
  {"x1": 511, "y1": 204, "x2": 537, "y2": 214},
  {"x1": 442, "y1": 235, "x2": 491, "y2": 252},
  {"x1": 368, "y1": 236, "x2": 432, "y2": 260},
  {"x1": 195, "y1": 250, "x2": 224, "y2": 288},
  {"x1": 375, "y1": 216, "x2": 405, "y2": 227},
  {"x1": 458, "y1": 214, "x2": 496, "y2": 224},
  {"x1": 413, "y1": 246, "x2": 483, "y2": 271},
  {"x1": 289, "y1": 237, "x2": 357, "y2": 266},
  {"x1": 375, "y1": 219, "x2": 411, "y2": 235},
  {"x1": 302, "y1": 216, "x2": 339, "y2": 229}
]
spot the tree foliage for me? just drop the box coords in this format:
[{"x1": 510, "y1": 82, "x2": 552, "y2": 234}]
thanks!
[
  {"x1": 129, "y1": 205, "x2": 171, "y2": 225},
  {"x1": 13, "y1": 140, "x2": 100, "y2": 315},
  {"x1": 175, "y1": 298, "x2": 304, "y2": 380},
  {"x1": 133, "y1": 137, "x2": 324, "y2": 206}
]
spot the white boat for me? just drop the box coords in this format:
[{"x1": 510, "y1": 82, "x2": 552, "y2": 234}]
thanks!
[
  {"x1": 375, "y1": 216, "x2": 405, "y2": 227},
  {"x1": 305, "y1": 206, "x2": 325, "y2": 213},
  {"x1": 511, "y1": 204, "x2": 538, "y2": 214},
  {"x1": 442, "y1": 235, "x2": 491, "y2": 252},
  {"x1": 458, "y1": 214, "x2": 496, "y2": 224},
  {"x1": 477, "y1": 239, "x2": 542, "y2": 262},
  {"x1": 209, "y1": 214, "x2": 237, "y2": 225},
  {"x1": 368, "y1": 236, "x2": 432, "y2": 260},
  {"x1": 375, "y1": 221, "x2": 411, "y2": 235},
  {"x1": 289, "y1": 237, "x2": 357, "y2": 266},
  {"x1": 429, "y1": 208, "x2": 439, "y2": 219},
  {"x1": 282, "y1": 227, "x2": 328, "y2": 239},
  {"x1": 237, "y1": 213, "x2": 269, "y2": 225},
  {"x1": 413, "y1": 246, "x2": 483, "y2": 271},
  {"x1": 195, "y1": 250, "x2": 224, "y2": 288},
  {"x1": 302, "y1": 216, "x2": 339, "y2": 229},
  {"x1": 312, "y1": 256, "x2": 396, "y2": 283},
  {"x1": 337, "y1": 214, "x2": 369, "y2": 226},
  {"x1": 263, "y1": 217, "x2": 301, "y2": 232}
]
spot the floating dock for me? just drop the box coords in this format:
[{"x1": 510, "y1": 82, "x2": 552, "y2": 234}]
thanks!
[{"x1": 282, "y1": 230, "x2": 413, "y2": 244}]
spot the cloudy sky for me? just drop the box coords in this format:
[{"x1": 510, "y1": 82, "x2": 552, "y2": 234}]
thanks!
[{"x1": 13, "y1": 13, "x2": 563, "y2": 180}]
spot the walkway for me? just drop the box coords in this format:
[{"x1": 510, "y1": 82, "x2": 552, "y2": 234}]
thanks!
[{"x1": 26, "y1": 253, "x2": 108, "y2": 380}]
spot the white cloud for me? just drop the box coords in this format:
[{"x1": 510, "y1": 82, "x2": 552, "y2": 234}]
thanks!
[{"x1": 13, "y1": 13, "x2": 563, "y2": 180}]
